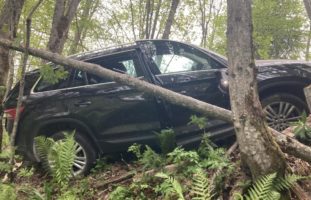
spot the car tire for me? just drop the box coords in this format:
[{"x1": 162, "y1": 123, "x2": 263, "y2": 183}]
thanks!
[
  {"x1": 36, "y1": 131, "x2": 97, "y2": 176},
  {"x1": 261, "y1": 93, "x2": 308, "y2": 131}
]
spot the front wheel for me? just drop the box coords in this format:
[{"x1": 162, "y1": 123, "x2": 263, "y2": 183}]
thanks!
[{"x1": 261, "y1": 93, "x2": 308, "y2": 131}]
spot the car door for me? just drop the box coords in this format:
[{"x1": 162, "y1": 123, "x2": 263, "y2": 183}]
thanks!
[
  {"x1": 68, "y1": 50, "x2": 163, "y2": 153},
  {"x1": 140, "y1": 41, "x2": 233, "y2": 146}
]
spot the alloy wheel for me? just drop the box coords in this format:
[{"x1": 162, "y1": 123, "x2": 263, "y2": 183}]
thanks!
[{"x1": 263, "y1": 101, "x2": 301, "y2": 131}]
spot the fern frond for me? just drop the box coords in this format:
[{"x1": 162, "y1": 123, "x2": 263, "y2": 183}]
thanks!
[
  {"x1": 155, "y1": 172, "x2": 185, "y2": 200},
  {"x1": 48, "y1": 133, "x2": 76, "y2": 187},
  {"x1": 274, "y1": 174, "x2": 306, "y2": 191},
  {"x1": 34, "y1": 136, "x2": 55, "y2": 172},
  {"x1": 244, "y1": 173, "x2": 277, "y2": 200},
  {"x1": 191, "y1": 168, "x2": 212, "y2": 200}
]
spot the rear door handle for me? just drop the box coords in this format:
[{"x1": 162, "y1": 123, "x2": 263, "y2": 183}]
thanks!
[{"x1": 74, "y1": 100, "x2": 92, "y2": 107}]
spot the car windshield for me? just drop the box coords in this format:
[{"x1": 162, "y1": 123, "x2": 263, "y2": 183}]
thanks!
[{"x1": 195, "y1": 45, "x2": 228, "y2": 66}]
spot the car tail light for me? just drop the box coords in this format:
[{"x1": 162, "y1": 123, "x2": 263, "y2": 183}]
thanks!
[{"x1": 4, "y1": 106, "x2": 25, "y2": 120}]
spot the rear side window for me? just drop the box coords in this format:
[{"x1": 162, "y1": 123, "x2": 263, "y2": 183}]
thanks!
[
  {"x1": 73, "y1": 50, "x2": 142, "y2": 86},
  {"x1": 34, "y1": 68, "x2": 70, "y2": 92}
]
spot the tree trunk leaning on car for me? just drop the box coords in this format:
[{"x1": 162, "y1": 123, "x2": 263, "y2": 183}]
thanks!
[
  {"x1": 227, "y1": 0, "x2": 286, "y2": 179},
  {"x1": 0, "y1": 0, "x2": 25, "y2": 152}
]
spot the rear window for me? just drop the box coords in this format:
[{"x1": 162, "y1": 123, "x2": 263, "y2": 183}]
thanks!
[
  {"x1": 33, "y1": 67, "x2": 70, "y2": 92},
  {"x1": 4, "y1": 72, "x2": 39, "y2": 107}
]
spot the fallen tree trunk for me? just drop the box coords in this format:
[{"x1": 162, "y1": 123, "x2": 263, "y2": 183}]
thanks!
[
  {"x1": 304, "y1": 84, "x2": 311, "y2": 110},
  {"x1": 0, "y1": 37, "x2": 310, "y2": 164}
]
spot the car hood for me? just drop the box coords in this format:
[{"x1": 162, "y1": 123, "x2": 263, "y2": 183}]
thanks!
[
  {"x1": 255, "y1": 59, "x2": 311, "y2": 66},
  {"x1": 254, "y1": 59, "x2": 311, "y2": 81}
]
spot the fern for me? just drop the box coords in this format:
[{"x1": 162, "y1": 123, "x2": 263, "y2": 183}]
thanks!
[
  {"x1": 34, "y1": 132, "x2": 76, "y2": 188},
  {"x1": 291, "y1": 112, "x2": 311, "y2": 145},
  {"x1": 0, "y1": 184, "x2": 17, "y2": 200},
  {"x1": 34, "y1": 136, "x2": 55, "y2": 172},
  {"x1": 155, "y1": 129, "x2": 176, "y2": 155},
  {"x1": 191, "y1": 168, "x2": 213, "y2": 200},
  {"x1": 244, "y1": 173, "x2": 277, "y2": 200},
  {"x1": 238, "y1": 173, "x2": 309, "y2": 200},
  {"x1": 48, "y1": 133, "x2": 76, "y2": 187},
  {"x1": 274, "y1": 174, "x2": 307, "y2": 191},
  {"x1": 155, "y1": 172, "x2": 185, "y2": 200}
]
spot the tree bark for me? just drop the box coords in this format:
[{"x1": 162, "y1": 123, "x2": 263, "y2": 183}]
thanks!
[
  {"x1": 227, "y1": 0, "x2": 286, "y2": 179},
  {"x1": 304, "y1": 85, "x2": 311, "y2": 110},
  {"x1": 0, "y1": 38, "x2": 311, "y2": 165},
  {"x1": 162, "y1": 0, "x2": 180, "y2": 39},
  {"x1": 304, "y1": 0, "x2": 311, "y2": 21},
  {"x1": 69, "y1": 0, "x2": 98, "y2": 54},
  {"x1": 0, "y1": 0, "x2": 24, "y2": 152},
  {"x1": 9, "y1": 0, "x2": 43, "y2": 182},
  {"x1": 47, "y1": 0, "x2": 81, "y2": 54}
]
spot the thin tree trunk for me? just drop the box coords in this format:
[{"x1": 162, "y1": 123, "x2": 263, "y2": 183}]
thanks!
[
  {"x1": 150, "y1": 0, "x2": 162, "y2": 39},
  {"x1": 304, "y1": 85, "x2": 311, "y2": 110},
  {"x1": 162, "y1": 0, "x2": 180, "y2": 39},
  {"x1": 1, "y1": 38, "x2": 311, "y2": 165},
  {"x1": 306, "y1": 23, "x2": 311, "y2": 61},
  {"x1": 9, "y1": 0, "x2": 42, "y2": 182},
  {"x1": 129, "y1": 0, "x2": 137, "y2": 40},
  {"x1": 47, "y1": 0, "x2": 81, "y2": 54},
  {"x1": 304, "y1": 0, "x2": 311, "y2": 21},
  {"x1": 227, "y1": 0, "x2": 286, "y2": 180},
  {"x1": 0, "y1": 0, "x2": 24, "y2": 152},
  {"x1": 69, "y1": 0, "x2": 96, "y2": 54},
  {"x1": 4, "y1": 51, "x2": 15, "y2": 98}
]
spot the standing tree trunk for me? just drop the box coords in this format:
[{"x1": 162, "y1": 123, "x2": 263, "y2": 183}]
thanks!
[
  {"x1": 0, "y1": 0, "x2": 24, "y2": 152},
  {"x1": 69, "y1": 0, "x2": 99, "y2": 54},
  {"x1": 162, "y1": 0, "x2": 180, "y2": 39},
  {"x1": 305, "y1": 24, "x2": 311, "y2": 61},
  {"x1": 227, "y1": 0, "x2": 286, "y2": 179},
  {"x1": 47, "y1": 0, "x2": 81, "y2": 54},
  {"x1": 304, "y1": 0, "x2": 311, "y2": 20}
]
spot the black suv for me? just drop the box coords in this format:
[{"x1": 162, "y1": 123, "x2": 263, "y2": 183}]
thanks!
[{"x1": 3, "y1": 40, "x2": 311, "y2": 175}]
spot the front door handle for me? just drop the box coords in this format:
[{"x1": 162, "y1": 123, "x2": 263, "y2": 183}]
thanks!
[{"x1": 74, "y1": 100, "x2": 92, "y2": 107}]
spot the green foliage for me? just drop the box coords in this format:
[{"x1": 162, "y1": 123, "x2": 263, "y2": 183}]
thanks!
[
  {"x1": 0, "y1": 184, "x2": 17, "y2": 200},
  {"x1": 17, "y1": 167, "x2": 34, "y2": 178},
  {"x1": 140, "y1": 146, "x2": 164, "y2": 170},
  {"x1": 291, "y1": 112, "x2": 311, "y2": 145},
  {"x1": 34, "y1": 132, "x2": 76, "y2": 188},
  {"x1": 155, "y1": 172, "x2": 185, "y2": 200},
  {"x1": 168, "y1": 147, "x2": 199, "y2": 166},
  {"x1": 201, "y1": 148, "x2": 231, "y2": 169},
  {"x1": 197, "y1": 133, "x2": 217, "y2": 158},
  {"x1": 128, "y1": 143, "x2": 142, "y2": 159},
  {"x1": 128, "y1": 144, "x2": 164, "y2": 170},
  {"x1": 236, "y1": 173, "x2": 309, "y2": 200},
  {"x1": 191, "y1": 168, "x2": 213, "y2": 200},
  {"x1": 253, "y1": 0, "x2": 305, "y2": 59},
  {"x1": 109, "y1": 186, "x2": 132, "y2": 200},
  {"x1": 39, "y1": 65, "x2": 68, "y2": 84},
  {"x1": 91, "y1": 157, "x2": 109, "y2": 173},
  {"x1": 0, "y1": 161, "x2": 11, "y2": 173},
  {"x1": 168, "y1": 147, "x2": 200, "y2": 175},
  {"x1": 189, "y1": 115, "x2": 207, "y2": 130},
  {"x1": 155, "y1": 128, "x2": 176, "y2": 155},
  {"x1": 57, "y1": 190, "x2": 78, "y2": 200}
]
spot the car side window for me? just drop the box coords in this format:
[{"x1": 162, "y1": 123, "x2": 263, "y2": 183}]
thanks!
[
  {"x1": 34, "y1": 67, "x2": 70, "y2": 92},
  {"x1": 73, "y1": 51, "x2": 142, "y2": 86},
  {"x1": 144, "y1": 41, "x2": 222, "y2": 75}
]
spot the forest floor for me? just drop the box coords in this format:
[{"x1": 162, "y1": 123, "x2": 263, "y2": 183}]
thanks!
[{"x1": 1, "y1": 117, "x2": 311, "y2": 199}]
